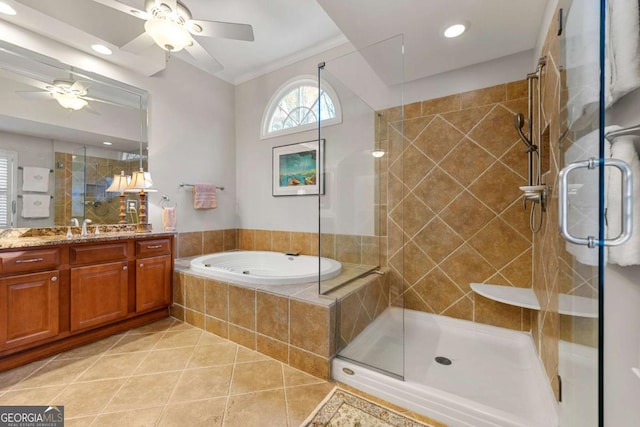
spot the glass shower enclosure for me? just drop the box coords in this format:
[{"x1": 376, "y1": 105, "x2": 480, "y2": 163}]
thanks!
[{"x1": 317, "y1": 35, "x2": 405, "y2": 379}]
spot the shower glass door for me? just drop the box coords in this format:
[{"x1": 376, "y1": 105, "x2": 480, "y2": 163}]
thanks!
[
  {"x1": 557, "y1": 0, "x2": 604, "y2": 424},
  {"x1": 318, "y1": 35, "x2": 405, "y2": 379}
]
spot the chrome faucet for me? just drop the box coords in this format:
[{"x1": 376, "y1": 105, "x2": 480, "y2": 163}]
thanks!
[
  {"x1": 70, "y1": 218, "x2": 79, "y2": 227},
  {"x1": 81, "y1": 219, "x2": 92, "y2": 237}
]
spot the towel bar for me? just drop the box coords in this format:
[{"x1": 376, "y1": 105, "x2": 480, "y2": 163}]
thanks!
[
  {"x1": 18, "y1": 166, "x2": 54, "y2": 173},
  {"x1": 179, "y1": 182, "x2": 224, "y2": 191}
]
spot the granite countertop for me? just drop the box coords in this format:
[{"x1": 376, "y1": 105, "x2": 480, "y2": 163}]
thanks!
[{"x1": 0, "y1": 226, "x2": 176, "y2": 249}]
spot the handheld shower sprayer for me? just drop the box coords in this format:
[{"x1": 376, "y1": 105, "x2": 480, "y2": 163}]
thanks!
[{"x1": 514, "y1": 113, "x2": 536, "y2": 152}]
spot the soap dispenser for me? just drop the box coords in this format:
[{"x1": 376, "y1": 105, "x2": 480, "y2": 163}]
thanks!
[{"x1": 66, "y1": 226, "x2": 72, "y2": 239}]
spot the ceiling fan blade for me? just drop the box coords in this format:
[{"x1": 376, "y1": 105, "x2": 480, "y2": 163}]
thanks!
[
  {"x1": 0, "y1": 68, "x2": 53, "y2": 92},
  {"x1": 83, "y1": 95, "x2": 137, "y2": 109},
  {"x1": 184, "y1": 39, "x2": 223, "y2": 74},
  {"x1": 16, "y1": 91, "x2": 54, "y2": 101},
  {"x1": 186, "y1": 20, "x2": 254, "y2": 42},
  {"x1": 93, "y1": 0, "x2": 150, "y2": 19},
  {"x1": 145, "y1": 0, "x2": 177, "y2": 13},
  {"x1": 121, "y1": 32, "x2": 156, "y2": 53},
  {"x1": 70, "y1": 81, "x2": 90, "y2": 93},
  {"x1": 83, "y1": 103, "x2": 101, "y2": 115}
]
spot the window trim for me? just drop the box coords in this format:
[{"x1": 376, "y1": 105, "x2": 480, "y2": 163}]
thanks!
[{"x1": 260, "y1": 75, "x2": 342, "y2": 140}]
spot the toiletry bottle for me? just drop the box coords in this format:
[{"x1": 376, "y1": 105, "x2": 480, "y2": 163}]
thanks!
[{"x1": 66, "y1": 226, "x2": 72, "y2": 239}]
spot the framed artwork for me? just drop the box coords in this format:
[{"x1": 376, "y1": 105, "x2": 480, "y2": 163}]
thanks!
[{"x1": 272, "y1": 139, "x2": 324, "y2": 196}]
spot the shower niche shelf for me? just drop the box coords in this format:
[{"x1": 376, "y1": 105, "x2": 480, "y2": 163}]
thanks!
[{"x1": 470, "y1": 283, "x2": 597, "y2": 318}]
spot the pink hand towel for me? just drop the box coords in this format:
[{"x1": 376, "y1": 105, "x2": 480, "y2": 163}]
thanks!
[{"x1": 193, "y1": 183, "x2": 217, "y2": 209}]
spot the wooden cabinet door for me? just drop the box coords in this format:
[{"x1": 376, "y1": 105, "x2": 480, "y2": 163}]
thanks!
[
  {"x1": 70, "y1": 261, "x2": 128, "y2": 332},
  {"x1": 136, "y1": 255, "x2": 172, "y2": 313},
  {"x1": 0, "y1": 271, "x2": 59, "y2": 350}
]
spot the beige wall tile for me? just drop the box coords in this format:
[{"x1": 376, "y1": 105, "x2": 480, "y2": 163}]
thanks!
[
  {"x1": 256, "y1": 291, "x2": 289, "y2": 342},
  {"x1": 184, "y1": 275, "x2": 205, "y2": 313},
  {"x1": 290, "y1": 232, "x2": 313, "y2": 255},
  {"x1": 205, "y1": 315, "x2": 228, "y2": 339},
  {"x1": 170, "y1": 304, "x2": 185, "y2": 321},
  {"x1": 290, "y1": 300, "x2": 329, "y2": 356},
  {"x1": 421, "y1": 93, "x2": 461, "y2": 116},
  {"x1": 460, "y1": 84, "x2": 506, "y2": 108},
  {"x1": 271, "y1": 231, "x2": 291, "y2": 253},
  {"x1": 203, "y1": 230, "x2": 224, "y2": 253},
  {"x1": 254, "y1": 229, "x2": 272, "y2": 251},
  {"x1": 228, "y1": 286, "x2": 256, "y2": 330},
  {"x1": 256, "y1": 335, "x2": 289, "y2": 364},
  {"x1": 289, "y1": 347, "x2": 329, "y2": 380},
  {"x1": 173, "y1": 272, "x2": 185, "y2": 306},
  {"x1": 223, "y1": 229, "x2": 238, "y2": 251},
  {"x1": 228, "y1": 324, "x2": 256, "y2": 350},
  {"x1": 178, "y1": 232, "x2": 202, "y2": 257},
  {"x1": 205, "y1": 279, "x2": 228, "y2": 320},
  {"x1": 335, "y1": 234, "x2": 361, "y2": 264},
  {"x1": 239, "y1": 229, "x2": 255, "y2": 250},
  {"x1": 185, "y1": 309, "x2": 205, "y2": 329}
]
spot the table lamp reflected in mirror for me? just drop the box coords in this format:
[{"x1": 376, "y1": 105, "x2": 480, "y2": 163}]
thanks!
[
  {"x1": 126, "y1": 168, "x2": 155, "y2": 232},
  {"x1": 105, "y1": 171, "x2": 130, "y2": 224}
]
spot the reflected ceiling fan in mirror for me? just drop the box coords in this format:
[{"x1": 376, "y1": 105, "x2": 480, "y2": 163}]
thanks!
[
  {"x1": 93, "y1": 0, "x2": 255, "y2": 74},
  {"x1": 12, "y1": 75, "x2": 96, "y2": 112}
]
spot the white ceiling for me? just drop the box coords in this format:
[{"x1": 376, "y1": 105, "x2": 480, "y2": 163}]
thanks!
[{"x1": 2, "y1": 0, "x2": 548, "y2": 86}]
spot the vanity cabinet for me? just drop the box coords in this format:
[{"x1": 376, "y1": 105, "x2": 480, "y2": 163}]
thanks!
[
  {"x1": 0, "y1": 270, "x2": 59, "y2": 350},
  {"x1": 0, "y1": 234, "x2": 174, "y2": 371},
  {"x1": 70, "y1": 261, "x2": 129, "y2": 331},
  {"x1": 70, "y1": 243, "x2": 129, "y2": 332},
  {"x1": 135, "y1": 239, "x2": 172, "y2": 313}
]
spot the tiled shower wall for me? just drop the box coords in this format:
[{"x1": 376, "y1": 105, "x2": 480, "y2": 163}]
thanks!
[
  {"x1": 533, "y1": 5, "x2": 598, "y2": 399},
  {"x1": 54, "y1": 152, "x2": 140, "y2": 225},
  {"x1": 378, "y1": 82, "x2": 535, "y2": 331}
]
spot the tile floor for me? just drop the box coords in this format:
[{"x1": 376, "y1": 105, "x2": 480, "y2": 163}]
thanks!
[{"x1": 0, "y1": 317, "x2": 336, "y2": 426}]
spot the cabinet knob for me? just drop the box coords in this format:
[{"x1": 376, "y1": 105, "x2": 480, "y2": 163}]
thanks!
[
  {"x1": 139, "y1": 263, "x2": 144, "y2": 267},
  {"x1": 50, "y1": 276, "x2": 58, "y2": 282},
  {"x1": 122, "y1": 266, "x2": 128, "y2": 271}
]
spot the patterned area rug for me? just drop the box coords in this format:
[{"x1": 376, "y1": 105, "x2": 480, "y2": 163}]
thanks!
[{"x1": 303, "y1": 387, "x2": 431, "y2": 427}]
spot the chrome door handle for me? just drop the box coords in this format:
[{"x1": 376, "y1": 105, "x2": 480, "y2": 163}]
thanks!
[
  {"x1": 559, "y1": 158, "x2": 633, "y2": 247},
  {"x1": 603, "y1": 158, "x2": 633, "y2": 247}
]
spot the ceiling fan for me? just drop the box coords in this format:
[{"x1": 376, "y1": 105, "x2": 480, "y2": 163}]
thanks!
[{"x1": 93, "y1": 0, "x2": 255, "y2": 74}]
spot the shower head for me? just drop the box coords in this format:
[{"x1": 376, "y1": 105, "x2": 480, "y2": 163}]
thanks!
[{"x1": 514, "y1": 113, "x2": 536, "y2": 152}]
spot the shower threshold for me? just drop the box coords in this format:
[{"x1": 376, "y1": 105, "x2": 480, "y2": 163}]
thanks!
[{"x1": 333, "y1": 307, "x2": 558, "y2": 427}]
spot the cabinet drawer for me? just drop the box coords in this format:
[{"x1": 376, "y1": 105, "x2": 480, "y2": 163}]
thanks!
[
  {"x1": 136, "y1": 239, "x2": 171, "y2": 257},
  {"x1": 0, "y1": 248, "x2": 60, "y2": 274},
  {"x1": 70, "y1": 243, "x2": 128, "y2": 265}
]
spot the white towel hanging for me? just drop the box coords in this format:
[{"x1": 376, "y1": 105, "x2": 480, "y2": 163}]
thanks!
[{"x1": 22, "y1": 166, "x2": 50, "y2": 193}]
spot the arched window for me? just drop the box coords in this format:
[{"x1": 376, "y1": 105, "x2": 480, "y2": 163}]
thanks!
[{"x1": 261, "y1": 76, "x2": 341, "y2": 139}]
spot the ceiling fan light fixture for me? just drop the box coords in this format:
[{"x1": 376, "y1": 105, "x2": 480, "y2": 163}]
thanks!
[
  {"x1": 53, "y1": 93, "x2": 88, "y2": 111},
  {"x1": 145, "y1": 17, "x2": 192, "y2": 52}
]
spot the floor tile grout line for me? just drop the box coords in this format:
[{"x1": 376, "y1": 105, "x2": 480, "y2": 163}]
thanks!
[
  {"x1": 220, "y1": 344, "x2": 240, "y2": 426},
  {"x1": 157, "y1": 328, "x2": 205, "y2": 425},
  {"x1": 89, "y1": 321, "x2": 179, "y2": 424},
  {"x1": 281, "y1": 363, "x2": 292, "y2": 427}
]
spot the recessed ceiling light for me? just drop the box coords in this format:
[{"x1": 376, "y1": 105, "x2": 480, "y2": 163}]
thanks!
[
  {"x1": 103, "y1": 141, "x2": 113, "y2": 146},
  {"x1": 444, "y1": 23, "x2": 467, "y2": 38},
  {"x1": 0, "y1": 2, "x2": 17, "y2": 15},
  {"x1": 91, "y1": 44, "x2": 112, "y2": 55}
]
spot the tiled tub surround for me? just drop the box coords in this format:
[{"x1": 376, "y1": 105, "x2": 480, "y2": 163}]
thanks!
[
  {"x1": 177, "y1": 229, "x2": 383, "y2": 268},
  {"x1": 172, "y1": 261, "x2": 389, "y2": 380},
  {"x1": 378, "y1": 81, "x2": 535, "y2": 332}
]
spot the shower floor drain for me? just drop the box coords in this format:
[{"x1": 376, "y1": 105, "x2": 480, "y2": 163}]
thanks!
[{"x1": 435, "y1": 356, "x2": 452, "y2": 366}]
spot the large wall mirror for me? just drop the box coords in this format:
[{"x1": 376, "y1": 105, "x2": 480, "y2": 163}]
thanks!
[{"x1": 0, "y1": 40, "x2": 148, "y2": 228}]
